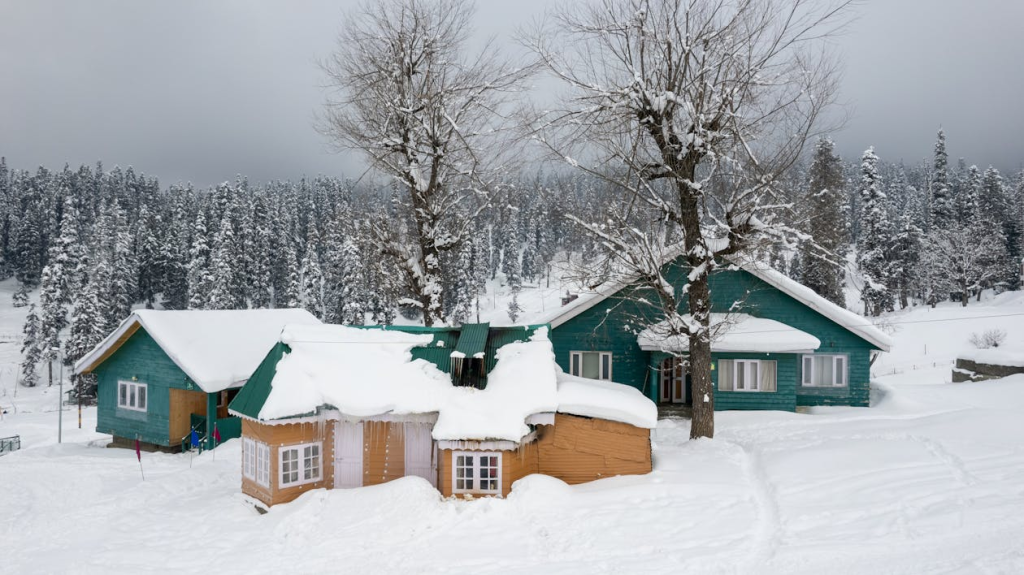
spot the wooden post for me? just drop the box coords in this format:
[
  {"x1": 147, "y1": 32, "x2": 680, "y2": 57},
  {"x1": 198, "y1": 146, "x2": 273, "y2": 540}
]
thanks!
[{"x1": 206, "y1": 392, "x2": 217, "y2": 450}]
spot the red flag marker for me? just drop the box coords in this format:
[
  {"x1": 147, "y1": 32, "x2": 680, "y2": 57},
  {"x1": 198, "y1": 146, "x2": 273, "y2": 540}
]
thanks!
[{"x1": 213, "y1": 423, "x2": 221, "y2": 444}]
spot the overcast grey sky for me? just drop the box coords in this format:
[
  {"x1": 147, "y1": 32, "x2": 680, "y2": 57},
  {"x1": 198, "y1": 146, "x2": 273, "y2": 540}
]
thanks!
[{"x1": 1, "y1": 0, "x2": 1022, "y2": 187}]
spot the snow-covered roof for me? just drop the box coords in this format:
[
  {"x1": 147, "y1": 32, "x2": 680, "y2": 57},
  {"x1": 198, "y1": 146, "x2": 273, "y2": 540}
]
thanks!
[
  {"x1": 637, "y1": 313, "x2": 821, "y2": 354},
  {"x1": 74, "y1": 309, "x2": 321, "y2": 393},
  {"x1": 537, "y1": 254, "x2": 892, "y2": 352},
  {"x1": 556, "y1": 371, "x2": 657, "y2": 429},
  {"x1": 250, "y1": 324, "x2": 656, "y2": 442}
]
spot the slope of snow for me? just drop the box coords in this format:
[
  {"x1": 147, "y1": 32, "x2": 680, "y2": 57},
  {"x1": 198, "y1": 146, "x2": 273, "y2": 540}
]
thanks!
[
  {"x1": 637, "y1": 313, "x2": 821, "y2": 353},
  {"x1": 75, "y1": 309, "x2": 322, "y2": 392},
  {"x1": 555, "y1": 371, "x2": 658, "y2": 429}
]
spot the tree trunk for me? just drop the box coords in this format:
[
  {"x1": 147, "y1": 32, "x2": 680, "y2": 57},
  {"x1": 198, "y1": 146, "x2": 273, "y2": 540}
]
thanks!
[{"x1": 687, "y1": 276, "x2": 715, "y2": 439}]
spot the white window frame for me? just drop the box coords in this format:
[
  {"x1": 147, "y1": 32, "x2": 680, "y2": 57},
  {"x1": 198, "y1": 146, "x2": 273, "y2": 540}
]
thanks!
[
  {"x1": 257, "y1": 443, "x2": 270, "y2": 487},
  {"x1": 801, "y1": 354, "x2": 848, "y2": 387},
  {"x1": 243, "y1": 437, "x2": 257, "y2": 480},
  {"x1": 279, "y1": 442, "x2": 322, "y2": 487},
  {"x1": 117, "y1": 380, "x2": 148, "y2": 412},
  {"x1": 242, "y1": 438, "x2": 271, "y2": 488},
  {"x1": 733, "y1": 360, "x2": 761, "y2": 392},
  {"x1": 569, "y1": 351, "x2": 613, "y2": 381},
  {"x1": 451, "y1": 451, "x2": 502, "y2": 495}
]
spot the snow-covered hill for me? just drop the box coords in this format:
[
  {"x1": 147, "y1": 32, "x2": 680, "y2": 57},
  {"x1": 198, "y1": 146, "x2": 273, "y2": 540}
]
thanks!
[{"x1": 3, "y1": 280, "x2": 1024, "y2": 573}]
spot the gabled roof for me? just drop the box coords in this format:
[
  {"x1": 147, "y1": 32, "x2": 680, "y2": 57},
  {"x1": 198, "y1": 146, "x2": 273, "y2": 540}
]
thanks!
[
  {"x1": 73, "y1": 309, "x2": 322, "y2": 392},
  {"x1": 537, "y1": 254, "x2": 892, "y2": 352}
]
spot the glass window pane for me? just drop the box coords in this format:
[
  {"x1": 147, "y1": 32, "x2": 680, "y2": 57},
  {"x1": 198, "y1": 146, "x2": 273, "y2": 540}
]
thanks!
[
  {"x1": 822, "y1": 357, "x2": 833, "y2": 385},
  {"x1": 581, "y1": 353, "x2": 600, "y2": 379},
  {"x1": 836, "y1": 357, "x2": 845, "y2": 385},
  {"x1": 138, "y1": 386, "x2": 146, "y2": 409},
  {"x1": 803, "y1": 357, "x2": 812, "y2": 384},
  {"x1": 571, "y1": 354, "x2": 580, "y2": 376},
  {"x1": 601, "y1": 354, "x2": 611, "y2": 380},
  {"x1": 750, "y1": 363, "x2": 759, "y2": 390},
  {"x1": 736, "y1": 363, "x2": 745, "y2": 390},
  {"x1": 129, "y1": 386, "x2": 136, "y2": 407},
  {"x1": 813, "y1": 356, "x2": 824, "y2": 386}
]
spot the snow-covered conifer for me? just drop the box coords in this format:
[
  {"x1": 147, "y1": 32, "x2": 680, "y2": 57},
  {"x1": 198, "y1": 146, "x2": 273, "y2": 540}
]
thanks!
[
  {"x1": 856, "y1": 147, "x2": 893, "y2": 315},
  {"x1": 20, "y1": 304, "x2": 42, "y2": 387},
  {"x1": 799, "y1": 137, "x2": 847, "y2": 306}
]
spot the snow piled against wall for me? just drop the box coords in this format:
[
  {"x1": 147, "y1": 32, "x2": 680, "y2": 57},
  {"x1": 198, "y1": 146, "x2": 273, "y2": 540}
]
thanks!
[{"x1": 556, "y1": 372, "x2": 658, "y2": 429}]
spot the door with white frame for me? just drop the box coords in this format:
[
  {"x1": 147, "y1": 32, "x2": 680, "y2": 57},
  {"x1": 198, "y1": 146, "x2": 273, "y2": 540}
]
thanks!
[
  {"x1": 404, "y1": 422, "x2": 437, "y2": 487},
  {"x1": 334, "y1": 420, "x2": 363, "y2": 488}
]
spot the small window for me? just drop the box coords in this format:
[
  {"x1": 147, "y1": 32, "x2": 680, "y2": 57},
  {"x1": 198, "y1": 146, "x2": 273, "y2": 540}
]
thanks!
[
  {"x1": 569, "y1": 351, "x2": 613, "y2": 380},
  {"x1": 280, "y1": 442, "x2": 322, "y2": 487},
  {"x1": 117, "y1": 381, "x2": 148, "y2": 412},
  {"x1": 734, "y1": 360, "x2": 760, "y2": 392},
  {"x1": 801, "y1": 354, "x2": 849, "y2": 387},
  {"x1": 452, "y1": 451, "x2": 502, "y2": 495}
]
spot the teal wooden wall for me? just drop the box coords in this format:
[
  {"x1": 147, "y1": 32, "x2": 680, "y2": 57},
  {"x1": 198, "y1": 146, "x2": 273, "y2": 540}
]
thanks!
[
  {"x1": 94, "y1": 328, "x2": 191, "y2": 446},
  {"x1": 550, "y1": 258, "x2": 876, "y2": 410}
]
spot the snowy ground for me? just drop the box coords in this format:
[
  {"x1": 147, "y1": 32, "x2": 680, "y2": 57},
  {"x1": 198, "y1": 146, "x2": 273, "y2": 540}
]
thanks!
[{"x1": 3, "y1": 281, "x2": 1024, "y2": 573}]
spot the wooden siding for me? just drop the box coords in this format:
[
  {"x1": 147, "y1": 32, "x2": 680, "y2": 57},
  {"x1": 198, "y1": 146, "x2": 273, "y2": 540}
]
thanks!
[
  {"x1": 94, "y1": 329, "x2": 188, "y2": 447},
  {"x1": 240, "y1": 418, "x2": 334, "y2": 507},
  {"x1": 438, "y1": 442, "x2": 540, "y2": 498},
  {"x1": 363, "y1": 421, "x2": 405, "y2": 487},
  {"x1": 550, "y1": 261, "x2": 877, "y2": 410},
  {"x1": 536, "y1": 414, "x2": 651, "y2": 484},
  {"x1": 169, "y1": 388, "x2": 208, "y2": 443}
]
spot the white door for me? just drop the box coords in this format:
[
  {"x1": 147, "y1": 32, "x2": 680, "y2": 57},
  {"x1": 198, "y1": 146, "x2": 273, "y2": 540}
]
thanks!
[
  {"x1": 404, "y1": 422, "x2": 437, "y2": 487},
  {"x1": 334, "y1": 421, "x2": 363, "y2": 488}
]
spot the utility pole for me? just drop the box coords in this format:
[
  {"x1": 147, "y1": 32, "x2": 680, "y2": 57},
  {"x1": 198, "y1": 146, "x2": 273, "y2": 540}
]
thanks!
[{"x1": 53, "y1": 346, "x2": 63, "y2": 444}]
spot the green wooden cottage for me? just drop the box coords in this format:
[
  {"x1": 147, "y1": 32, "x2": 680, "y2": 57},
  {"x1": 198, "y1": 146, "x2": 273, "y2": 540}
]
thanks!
[
  {"x1": 73, "y1": 309, "x2": 320, "y2": 451},
  {"x1": 541, "y1": 255, "x2": 892, "y2": 411}
]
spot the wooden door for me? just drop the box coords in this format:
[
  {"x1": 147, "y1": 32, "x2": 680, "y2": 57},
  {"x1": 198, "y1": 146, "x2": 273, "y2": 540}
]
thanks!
[
  {"x1": 334, "y1": 421, "x2": 364, "y2": 488},
  {"x1": 403, "y1": 422, "x2": 437, "y2": 487},
  {"x1": 660, "y1": 358, "x2": 687, "y2": 403}
]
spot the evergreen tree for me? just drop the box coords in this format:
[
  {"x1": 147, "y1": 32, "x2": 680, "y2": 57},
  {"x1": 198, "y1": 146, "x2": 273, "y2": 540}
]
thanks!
[
  {"x1": 249, "y1": 193, "x2": 274, "y2": 309},
  {"x1": 930, "y1": 129, "x2": 953, "y2": 229},
  {"x1": 856, "y1": 147, "x2": 892, "y2": 315},
  {"x1": 108, "y1": 202, "x2": 137, "y2": 323},
  {"x1": 799, "y1": 137, "x2": 847, "y2": 306},
  {"x1": 134, "y1": 202, "x2": 162, "y2": 308},
  {"x1": 208, "y1": 214, "x2": 239, "y2": 309},
  {"x1": 20, "y1": 304, "x2": 42, "y2": 387},
  {"x1": 300, "y1": 225, "x2": 324, "y2": 318},
  {"x1": 66, "y1": 262, "x2": 106, "y2": 369},
  {"x1": 280, "y1": 241, "x2": 302, "y2": 309},
  {"x1": 187, "y1": 209, "x2": 213, "y2": 309}
]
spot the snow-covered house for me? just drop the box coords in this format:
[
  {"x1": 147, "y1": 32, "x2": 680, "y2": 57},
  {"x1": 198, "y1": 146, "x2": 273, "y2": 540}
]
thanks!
[
  {"x1": 73, "y1": 309, "x2": 320, "y2": 451},
  {"x1": 228, "y1": 323, "x2": 656, "y2": 507},
  {"x1": 543, "y1": 255, "x2": 893, "y2": 411}
]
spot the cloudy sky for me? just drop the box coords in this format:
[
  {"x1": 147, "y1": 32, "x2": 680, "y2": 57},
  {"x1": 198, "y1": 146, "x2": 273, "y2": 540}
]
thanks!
[{"x1": 1, "y1": 0, "x2": 1022, "y2": 187}]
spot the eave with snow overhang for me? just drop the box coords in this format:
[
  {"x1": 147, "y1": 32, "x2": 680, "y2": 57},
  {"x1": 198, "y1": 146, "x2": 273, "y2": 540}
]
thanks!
[{"x1": 637, "y1": 314, "x2": 821, "y2": 354}]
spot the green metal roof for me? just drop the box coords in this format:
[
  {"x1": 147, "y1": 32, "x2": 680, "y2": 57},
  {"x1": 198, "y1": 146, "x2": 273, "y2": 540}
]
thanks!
[
  {"x1": 453, "y1": 322, "x2": 490, "y2": 359},
  {"x1": 229, "y1": 323, "x2": 550, "y2": 422}
]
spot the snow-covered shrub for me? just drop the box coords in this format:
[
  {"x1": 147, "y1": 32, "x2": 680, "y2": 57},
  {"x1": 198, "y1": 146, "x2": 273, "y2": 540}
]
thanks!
[{"x1": 969, "y1": 329, "x2": 1007, "y2": 349}]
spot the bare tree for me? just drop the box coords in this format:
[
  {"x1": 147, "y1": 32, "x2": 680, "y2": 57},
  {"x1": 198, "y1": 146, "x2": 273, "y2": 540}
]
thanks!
[
  {"x1": 528, "y1": 0, "x2": 850, "y2": 438},
  {"x1": 320, "y1": 0, "x2": 533, "y2": 325}
]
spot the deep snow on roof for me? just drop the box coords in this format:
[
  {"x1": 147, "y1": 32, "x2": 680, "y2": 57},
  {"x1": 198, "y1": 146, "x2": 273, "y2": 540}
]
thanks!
[
  {"x1": 555, "y1": 371, "x2": 658, "y2": 429},
  {"x1": 637, "y1": 313, "x2": 821, "y2": 354},
  {"x1": 254, "y1": 324, "x2": 656, "y2": 441},
  {"x1": 74, "y1": 309, "x2": 321, "y2": 393}
]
